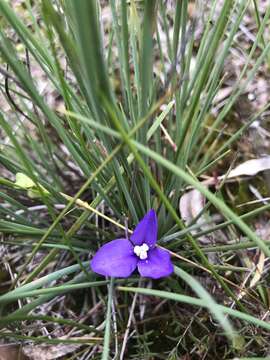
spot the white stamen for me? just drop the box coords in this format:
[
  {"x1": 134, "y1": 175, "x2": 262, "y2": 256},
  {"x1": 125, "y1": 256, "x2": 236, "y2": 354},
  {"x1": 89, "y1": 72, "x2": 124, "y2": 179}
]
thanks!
[
  {"x1": 141, "y1": 243, "x2": 149, "y2": 252},
  {"x1": 140, "y1": 251, "x2": 148, "y2": 260},
  {"x1": 133, "y1": 246, "x2": 141, "y2": 257},
  {"x1": 134, "y1": 243, "x2": 149, "y2": 260}
]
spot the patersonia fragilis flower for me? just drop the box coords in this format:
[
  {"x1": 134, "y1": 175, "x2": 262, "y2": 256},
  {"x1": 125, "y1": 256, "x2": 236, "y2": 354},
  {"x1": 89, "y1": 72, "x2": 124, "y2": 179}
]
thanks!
[{"x1": 90, "y1": 209, "x2": 173, "y2": 279}]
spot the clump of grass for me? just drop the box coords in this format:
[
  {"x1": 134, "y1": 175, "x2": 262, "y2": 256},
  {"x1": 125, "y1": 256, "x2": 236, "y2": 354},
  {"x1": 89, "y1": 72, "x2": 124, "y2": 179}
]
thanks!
[{"x1": 0, "y1": 0, "x2": 270, "y2": 358}]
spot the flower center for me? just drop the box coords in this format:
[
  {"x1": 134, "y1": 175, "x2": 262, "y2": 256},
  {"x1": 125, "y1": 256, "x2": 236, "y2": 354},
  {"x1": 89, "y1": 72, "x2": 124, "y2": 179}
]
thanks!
[{"x1": 133, "y1": 243, "x2": 149, "y2": 260}]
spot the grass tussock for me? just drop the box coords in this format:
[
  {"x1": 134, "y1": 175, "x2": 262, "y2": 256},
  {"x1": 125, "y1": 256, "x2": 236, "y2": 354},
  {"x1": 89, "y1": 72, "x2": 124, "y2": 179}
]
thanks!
[{"x1": 0, "y1": 1, "x2": 270, "y2": 359}]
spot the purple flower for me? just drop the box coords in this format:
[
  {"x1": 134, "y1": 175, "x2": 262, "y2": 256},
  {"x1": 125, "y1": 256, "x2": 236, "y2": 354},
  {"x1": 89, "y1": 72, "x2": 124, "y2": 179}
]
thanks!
[{"x1": 90, "y1": 209, "x2": 173, "y2": 279}]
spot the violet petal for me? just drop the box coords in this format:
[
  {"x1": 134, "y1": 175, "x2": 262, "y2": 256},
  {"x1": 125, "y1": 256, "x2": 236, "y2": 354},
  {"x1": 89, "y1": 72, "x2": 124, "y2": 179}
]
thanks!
[
  {"x1": 137, "y1": 247, "x2": 173, "y2": 279},
  {"x1": 90, "y1": 238, "x2": 138, "y2": 278},
  {"x1": 130, "y1": 209, "x2": 157, "y2": 248}
]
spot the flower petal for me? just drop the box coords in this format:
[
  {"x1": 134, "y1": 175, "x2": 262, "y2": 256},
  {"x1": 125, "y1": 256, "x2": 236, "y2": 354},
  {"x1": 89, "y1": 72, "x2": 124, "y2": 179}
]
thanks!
[
  {"x1": 130, "y1": 209, "x2": 157, "y2": 248},
  {"x1": 137, "y1": 247, "x2": 173, "y2": 279},
  {"x1": 90, "y1": 238, "x2": 137, "y2": 278}
]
